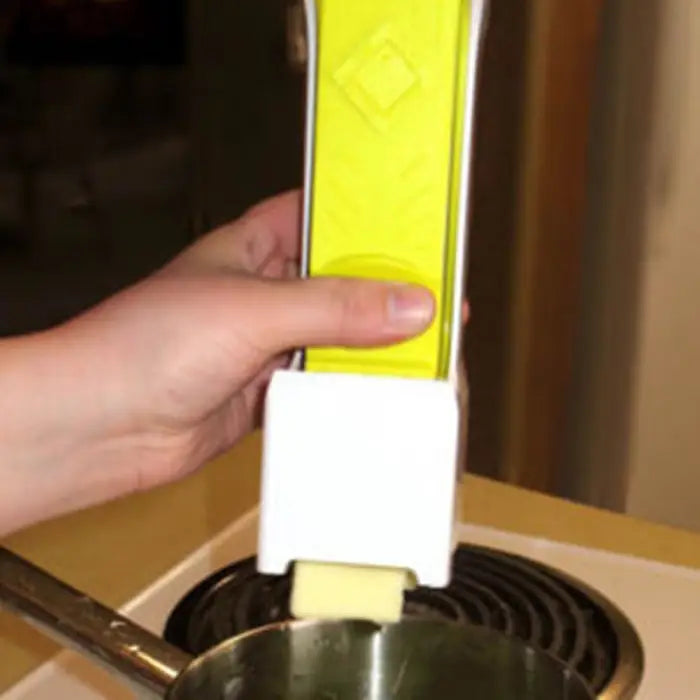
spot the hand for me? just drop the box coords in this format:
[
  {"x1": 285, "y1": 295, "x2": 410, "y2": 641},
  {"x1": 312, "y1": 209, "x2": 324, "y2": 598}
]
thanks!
[{"x1": 0, "y1": 190, "x2": 444, "y2": 535}]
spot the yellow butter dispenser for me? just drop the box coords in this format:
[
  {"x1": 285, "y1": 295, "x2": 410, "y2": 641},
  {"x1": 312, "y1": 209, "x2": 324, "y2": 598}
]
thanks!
[
  {"x1": 258, "y1": 0, "x2": 488, "y2": 623},
  {"x1": 306, "y1": 0, "x2": 473, "y2": 380}
]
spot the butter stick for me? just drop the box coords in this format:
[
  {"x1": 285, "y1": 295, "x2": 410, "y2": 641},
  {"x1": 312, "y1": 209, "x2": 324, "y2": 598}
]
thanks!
[{"x1": 291, "y1": 561, "x2": 414, "y2": 623}]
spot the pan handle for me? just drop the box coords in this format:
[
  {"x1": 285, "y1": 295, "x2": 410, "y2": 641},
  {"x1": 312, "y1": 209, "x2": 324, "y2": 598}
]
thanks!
[{"x1": 0, "y1": 547, "x2": 192, "y2": 698}]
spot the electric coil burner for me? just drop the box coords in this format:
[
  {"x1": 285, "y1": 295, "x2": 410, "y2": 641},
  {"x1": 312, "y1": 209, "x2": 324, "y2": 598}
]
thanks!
[{"x1": 164, "y1": 544, "x2": 644, "y2": 699}]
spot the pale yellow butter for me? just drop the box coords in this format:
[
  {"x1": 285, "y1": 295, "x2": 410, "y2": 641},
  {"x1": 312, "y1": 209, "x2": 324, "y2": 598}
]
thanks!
[{"x1": 291, "y1": 561, "x2": 414, "y2": 623}]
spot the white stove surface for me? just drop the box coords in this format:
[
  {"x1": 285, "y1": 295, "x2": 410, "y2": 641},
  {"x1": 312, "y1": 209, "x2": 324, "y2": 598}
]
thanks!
[{"x1": 4, "y1": 510, "x2": 700, "y2": 700}]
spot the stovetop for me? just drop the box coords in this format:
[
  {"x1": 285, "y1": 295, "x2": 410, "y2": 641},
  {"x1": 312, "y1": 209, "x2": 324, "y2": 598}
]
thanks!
[
  {"x1": 162, "y1": 544, "x2": 643, "y2": 699},
  {"x1": 5, "y1": 513, "x2": 700, "y2": 700}
]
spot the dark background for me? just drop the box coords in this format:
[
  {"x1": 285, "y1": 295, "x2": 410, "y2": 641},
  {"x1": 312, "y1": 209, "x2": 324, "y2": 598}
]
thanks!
[
  {"x1": 0, "y1": 0, "x2": 305, "y2": 337},
  {"x1": 6, "y1": 0, "x2": 186, "y2": 66}
]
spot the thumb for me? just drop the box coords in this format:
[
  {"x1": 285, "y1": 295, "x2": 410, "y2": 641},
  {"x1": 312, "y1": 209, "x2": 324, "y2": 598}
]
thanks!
[{"x1": 249, "y1": 277, "x2": 436, "y2": 356}]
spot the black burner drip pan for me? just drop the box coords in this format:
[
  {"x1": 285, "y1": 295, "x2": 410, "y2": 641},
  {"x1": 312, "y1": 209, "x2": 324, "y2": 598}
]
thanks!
[{"x1": 164, "y1": 544, "x2": 644, "y2": 698}]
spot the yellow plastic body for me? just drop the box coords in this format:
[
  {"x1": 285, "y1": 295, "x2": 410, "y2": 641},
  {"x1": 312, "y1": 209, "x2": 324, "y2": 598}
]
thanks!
[{"x1": 306, "y1": 0, "x2": 472, "y2": 379}]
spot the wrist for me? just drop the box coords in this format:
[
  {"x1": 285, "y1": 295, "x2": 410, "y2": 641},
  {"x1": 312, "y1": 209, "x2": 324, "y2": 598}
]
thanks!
[{"x1": 0, "y1": 329, "x2": 136, "y2": 535}]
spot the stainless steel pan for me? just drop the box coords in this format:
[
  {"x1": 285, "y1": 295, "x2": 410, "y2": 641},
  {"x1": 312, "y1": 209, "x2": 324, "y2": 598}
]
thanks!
[{"x1": 0, "y1": 547, "x2": 595, "y2": 699}]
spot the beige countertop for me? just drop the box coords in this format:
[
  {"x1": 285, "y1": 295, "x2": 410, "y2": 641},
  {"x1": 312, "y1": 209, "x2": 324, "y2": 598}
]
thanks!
[{"x1": 2, "y1": 431, "x2": 699, "y2": 692}]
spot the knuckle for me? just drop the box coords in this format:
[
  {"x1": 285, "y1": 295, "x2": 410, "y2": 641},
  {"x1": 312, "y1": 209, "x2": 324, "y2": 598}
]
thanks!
[
  {"x1": 327, "y1": 278, "x2": 383, "y2": 341},
  {"x1": 327, "y1": 279, "x2": 358, "y2": 339}
]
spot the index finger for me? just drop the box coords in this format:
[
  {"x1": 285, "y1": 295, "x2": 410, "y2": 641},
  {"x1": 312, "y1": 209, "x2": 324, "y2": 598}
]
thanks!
[
  {"x1": 177, "y1": 189, "x2": 303, "y2": 274},
  {"x1": 238, "y1": 189, "x2": 304, "y2": 261}
]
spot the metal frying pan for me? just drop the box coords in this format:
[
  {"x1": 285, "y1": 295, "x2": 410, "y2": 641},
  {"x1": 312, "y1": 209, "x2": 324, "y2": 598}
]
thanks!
[{"x1": 0, "y1": 547, "x2": 595, "y2": 699}]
